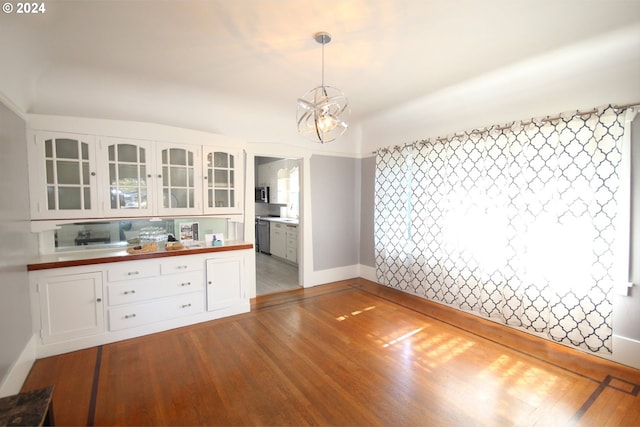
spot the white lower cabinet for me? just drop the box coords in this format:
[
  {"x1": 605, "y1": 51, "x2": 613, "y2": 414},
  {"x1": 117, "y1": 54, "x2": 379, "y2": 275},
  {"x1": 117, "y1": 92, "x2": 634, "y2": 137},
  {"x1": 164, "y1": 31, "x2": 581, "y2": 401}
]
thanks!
[
  {"x1": 35, "y1": 271, "x2": 104, "y2": 344},
  {"x1": 206, "y1": 255, "x2": 244, "y2": 311},
  {"x1": 270, "y1": 222, "x2": 298, "y2": 264},
  {"x1": 109, "y1": 292, "x2": 204, "y2": 331},
  {"x1": 30, "y1": 249, "x2": 252, "y2": 357},
  {"x1": 270, "y1": 222, "x2": 286, "y2": 258},
  {"x1": 106, "y1": 258, "x2": 204, "y2": 331}
]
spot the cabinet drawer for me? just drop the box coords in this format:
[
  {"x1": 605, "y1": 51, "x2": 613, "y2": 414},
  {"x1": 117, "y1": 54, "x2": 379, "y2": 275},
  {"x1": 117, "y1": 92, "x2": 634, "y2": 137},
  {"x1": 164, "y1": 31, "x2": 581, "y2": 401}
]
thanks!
[
  {"x1": 286, "y1": 237, "x2": 297, "y2": 249},
  {"x1": 108, "y1": 291, "x2": 204, "y2": 331},
  {"x1": 107, "y1": 271, "x2": 204, "y2": 306},
  {"x1": 286, "y1": 247, "x2": 297, "y2": 263},
  {"x1": 107, "y1": 262, "x2": 159, "y2": 282},
  {"x1": 160, "y1": 257, "x2": 203, "y2": 275}
]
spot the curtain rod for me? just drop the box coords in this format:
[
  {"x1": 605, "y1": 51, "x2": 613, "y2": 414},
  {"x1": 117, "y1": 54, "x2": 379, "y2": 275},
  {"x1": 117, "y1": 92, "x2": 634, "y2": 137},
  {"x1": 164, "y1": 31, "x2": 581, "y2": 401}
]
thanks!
[{"x1": 373, "y1": 102, "x2": 640, "y2": 155}]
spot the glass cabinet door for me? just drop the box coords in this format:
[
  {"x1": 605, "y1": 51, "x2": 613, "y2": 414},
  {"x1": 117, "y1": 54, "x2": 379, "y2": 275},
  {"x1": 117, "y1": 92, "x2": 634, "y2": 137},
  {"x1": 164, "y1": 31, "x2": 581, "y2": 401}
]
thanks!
[
  {"x1": 36, "y1": 134, "x2": 98, "y2": 217},
  {"x1": 102, "y1": 138, "x2": 153, "y2": 216},
  {"x1": 204, "y1": 149, "x2": 242, "y2": 213},
  {"x1": 158, "y1": 144, "x2": 201, "y2": 214}
]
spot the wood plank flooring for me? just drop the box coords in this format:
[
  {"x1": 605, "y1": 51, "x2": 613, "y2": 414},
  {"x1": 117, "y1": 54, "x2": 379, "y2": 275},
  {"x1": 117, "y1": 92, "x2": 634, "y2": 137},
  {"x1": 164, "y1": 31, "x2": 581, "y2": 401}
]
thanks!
[
  {"x1": 22, "y1": 279, "x2": 640, "y2": 426},
  {"x1": 255, "y1": 252, "x2": 299, "y2": 295}
]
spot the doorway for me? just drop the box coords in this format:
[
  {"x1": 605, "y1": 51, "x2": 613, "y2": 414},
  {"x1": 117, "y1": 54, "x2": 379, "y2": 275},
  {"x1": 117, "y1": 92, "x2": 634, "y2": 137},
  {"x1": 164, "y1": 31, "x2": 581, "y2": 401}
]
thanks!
[{"x1": 254, "y1": 156, "x2": 301, "y2": 295}]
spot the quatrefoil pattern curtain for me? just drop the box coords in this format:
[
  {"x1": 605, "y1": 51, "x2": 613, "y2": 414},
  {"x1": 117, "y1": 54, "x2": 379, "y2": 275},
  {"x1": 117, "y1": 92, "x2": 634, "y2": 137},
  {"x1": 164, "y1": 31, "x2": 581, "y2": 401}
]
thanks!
[{"x1": 375, "y1": 106, "x2": 626, "y2": 353}]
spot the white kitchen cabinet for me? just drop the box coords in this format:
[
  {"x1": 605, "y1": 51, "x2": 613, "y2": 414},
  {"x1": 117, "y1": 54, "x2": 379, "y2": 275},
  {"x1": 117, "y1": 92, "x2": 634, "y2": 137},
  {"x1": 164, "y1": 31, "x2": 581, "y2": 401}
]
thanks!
[
  {"x1": 35, "y1": 271, "x2": 104, "y2": 344},
  {"x1": 285, "y1": 225, "x2": 298, "y2": 264},
  {"x1": 203, "y1": 148, "x2": 243, "y2": 214},
  {"x1": 28, "y1": 132, "x2": 99, "y2": 219},
  {"x1": 270, "y1": 222, "x2": 297, "y2": 264},
  {"x1": 206, "y1": 255, "x2": 244, "y2": 311},
  {"x1": 156, "y1": 143, "x2": 202, "y2": 216},
  {"x1": 270, "y1": 222, "x2": 286, "y2": 258},
  {"x1": 100, "y1": 137, "x2": 156, "y2": 217}
]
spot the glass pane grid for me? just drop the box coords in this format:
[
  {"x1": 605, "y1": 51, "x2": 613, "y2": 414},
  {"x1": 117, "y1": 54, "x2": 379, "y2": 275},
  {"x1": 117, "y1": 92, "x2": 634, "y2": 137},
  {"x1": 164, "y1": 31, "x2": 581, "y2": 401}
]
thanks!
[
  {"x1": 46, "y1": 138, "x2": 91, "y2": 211},
  {"x1": 162, "y1": 147, "x2": 196, "y2": 209}
]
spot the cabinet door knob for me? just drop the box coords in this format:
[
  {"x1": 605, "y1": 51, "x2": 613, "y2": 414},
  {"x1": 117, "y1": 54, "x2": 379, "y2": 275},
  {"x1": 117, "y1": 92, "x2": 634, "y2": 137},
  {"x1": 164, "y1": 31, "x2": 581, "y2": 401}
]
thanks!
[
  {"x1": 96, "y1": 298, "x2": 102, "y2": 302},
  {"x1": 91, "y1": 172, "x2": 96, "y2": 176},
  {"x1": 157, "y1": 174, "x2": 162, "y2": 178},
  {"x1": 208, "y1": 281, "x2": 212, "y2": 285},
  {"x1": 147, "y1": 174, "x2": 152, "y2": 178}
]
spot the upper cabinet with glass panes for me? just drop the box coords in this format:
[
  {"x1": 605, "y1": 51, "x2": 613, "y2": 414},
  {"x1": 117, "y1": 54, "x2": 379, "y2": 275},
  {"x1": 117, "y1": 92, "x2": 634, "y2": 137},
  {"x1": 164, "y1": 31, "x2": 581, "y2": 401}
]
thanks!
[
  {"x1": 203, "y1": 148, "x2": 243, "y2": 214},
  {"x1": 100, "y1": 138, "x2": 155, "y2": 217},
  {"x1": 28, "y1": 132, "x2": 99, "y2": 219},
  {"x1": 157, "y1": 144, "x2": 202, "y2": 215},
  {"x1": 28, "y1": 131, "x2": 241, "y2": 220}
]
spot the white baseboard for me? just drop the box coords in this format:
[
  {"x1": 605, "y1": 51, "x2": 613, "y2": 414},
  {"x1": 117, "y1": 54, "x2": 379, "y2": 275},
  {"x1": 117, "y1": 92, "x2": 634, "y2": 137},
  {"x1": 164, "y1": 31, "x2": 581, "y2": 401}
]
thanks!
[
  {"x1": 304, "y1": 264, "x2": 361, "y2": 287},
  {"x1": 358, "y1": 265, "x2": 377, "y2": 282},
  {"x1": 608, "y1": 334, "x2": 640, "y2": 369},
  {"x1": 0, "y1": 334, "x2": 36, "y2": 398}
]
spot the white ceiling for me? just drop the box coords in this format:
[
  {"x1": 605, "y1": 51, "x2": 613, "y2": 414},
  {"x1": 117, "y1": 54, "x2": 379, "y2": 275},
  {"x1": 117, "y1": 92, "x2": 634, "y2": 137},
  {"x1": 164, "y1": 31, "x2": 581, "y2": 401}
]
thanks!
[{"x1": 1, "y1": 0, "x2": 639, "y2": 144}]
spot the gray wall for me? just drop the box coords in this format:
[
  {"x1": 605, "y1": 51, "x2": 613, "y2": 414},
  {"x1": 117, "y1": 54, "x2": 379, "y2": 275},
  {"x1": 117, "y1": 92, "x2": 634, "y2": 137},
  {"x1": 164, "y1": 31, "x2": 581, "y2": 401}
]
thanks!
[
  {"x1": 310, "y1": 155, "x2": 359, "y2": 270},
  {"x1": 0, "y1": 101, "x2": 36, "y2": 388},
  {"x1": 613, "y1": 115, "x2": 640, "y2": 340},
  {"x1": 360, "y1": 156, "x2": 376, "y2": 267}
]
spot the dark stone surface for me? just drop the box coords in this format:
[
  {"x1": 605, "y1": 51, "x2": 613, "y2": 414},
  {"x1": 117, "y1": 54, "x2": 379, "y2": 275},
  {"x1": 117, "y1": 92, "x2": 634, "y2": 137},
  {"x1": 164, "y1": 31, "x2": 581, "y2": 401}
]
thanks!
[{"x1": 0, "y1": 386, "x2": 54, "y2": 426}]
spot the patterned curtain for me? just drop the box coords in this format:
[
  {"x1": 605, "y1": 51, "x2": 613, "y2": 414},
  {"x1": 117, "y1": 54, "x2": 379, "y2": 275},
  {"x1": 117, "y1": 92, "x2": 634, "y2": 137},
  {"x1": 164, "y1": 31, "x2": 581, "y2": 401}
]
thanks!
[{"x1": 375, "y1": 106, "x2": 627, "y2": 353}]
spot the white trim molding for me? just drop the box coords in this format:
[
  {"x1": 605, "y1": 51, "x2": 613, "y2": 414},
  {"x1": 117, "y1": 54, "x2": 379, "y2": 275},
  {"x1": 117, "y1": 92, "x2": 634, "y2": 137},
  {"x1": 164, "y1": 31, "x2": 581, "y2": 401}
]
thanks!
[{"x1": 0, "y1": 334, "x2": 37, "y2": 398}]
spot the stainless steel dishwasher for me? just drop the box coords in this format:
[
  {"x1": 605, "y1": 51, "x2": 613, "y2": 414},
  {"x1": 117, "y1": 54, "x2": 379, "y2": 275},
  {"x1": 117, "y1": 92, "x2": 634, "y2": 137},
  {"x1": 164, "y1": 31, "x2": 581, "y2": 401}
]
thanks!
[{"x1": 257, "y1": 218, "x2": 271, "y2": 254}]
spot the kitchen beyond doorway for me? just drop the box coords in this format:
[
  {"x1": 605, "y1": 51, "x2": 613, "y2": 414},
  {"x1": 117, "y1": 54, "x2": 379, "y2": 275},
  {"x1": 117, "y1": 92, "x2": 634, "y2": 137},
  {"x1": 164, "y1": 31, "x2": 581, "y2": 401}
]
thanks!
[{"x1": 254, "y1": 155, "x2": 301, "y2": 295}]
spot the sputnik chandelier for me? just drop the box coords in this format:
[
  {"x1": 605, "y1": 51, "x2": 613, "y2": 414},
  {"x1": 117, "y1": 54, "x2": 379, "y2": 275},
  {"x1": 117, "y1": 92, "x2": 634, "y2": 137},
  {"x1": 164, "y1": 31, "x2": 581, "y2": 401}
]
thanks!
[{"x1": 296, "y1": 32, "x2": 350, "y2": 143}]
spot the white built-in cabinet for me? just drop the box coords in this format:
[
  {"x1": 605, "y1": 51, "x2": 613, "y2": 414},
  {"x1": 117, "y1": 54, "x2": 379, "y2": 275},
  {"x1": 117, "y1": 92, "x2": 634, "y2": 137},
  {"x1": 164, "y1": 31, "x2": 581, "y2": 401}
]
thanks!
[
  {"x1": 28, "y1": 131, "x2": 242, "y2": 219},
  {"x1": 100, "y1": 137, "x2": 155, "y2": 217},
  {"x1": 156, "y1": 143, "x2": 202, "y2": 216},
  {"x1": 203, "y1": 148, "x2": 242, "y2": 214},
  {"x1": 30, "y1": 249, "x2": 251, "y2": 357},
  {"x1": 35, "y1": 271, "x2": 104, "y2": 344},
  {"x1": 28, "y1": 132, "x2": 100, "y2": 219},
  {"x1": 206, "y1": 255, "x2": 244, "y2": 311}
]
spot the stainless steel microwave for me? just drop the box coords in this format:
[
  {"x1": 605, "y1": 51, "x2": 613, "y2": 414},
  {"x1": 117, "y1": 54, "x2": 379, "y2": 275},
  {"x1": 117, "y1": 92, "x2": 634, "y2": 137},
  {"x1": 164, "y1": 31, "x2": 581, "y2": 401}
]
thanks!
[{"x1": 255, "y1": 186, "x2": 270, "y2": 203}]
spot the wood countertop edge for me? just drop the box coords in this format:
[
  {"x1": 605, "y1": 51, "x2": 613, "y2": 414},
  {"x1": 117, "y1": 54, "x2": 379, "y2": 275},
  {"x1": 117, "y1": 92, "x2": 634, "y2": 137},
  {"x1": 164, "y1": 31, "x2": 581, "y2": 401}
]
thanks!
[{"x1": 28, "y1": 243, "x2": 254, "y2": 271}]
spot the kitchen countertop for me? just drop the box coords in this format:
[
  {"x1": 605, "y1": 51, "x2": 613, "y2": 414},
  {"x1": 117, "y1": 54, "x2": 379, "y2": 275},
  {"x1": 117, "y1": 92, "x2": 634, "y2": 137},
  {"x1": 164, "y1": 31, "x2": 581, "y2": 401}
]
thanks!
[
  {"x1": 257, "y1": 217, "x2": 299, "y2": 225},
  {"x1": 27, "y1": 241, "x2": 253, "y2": 271}
]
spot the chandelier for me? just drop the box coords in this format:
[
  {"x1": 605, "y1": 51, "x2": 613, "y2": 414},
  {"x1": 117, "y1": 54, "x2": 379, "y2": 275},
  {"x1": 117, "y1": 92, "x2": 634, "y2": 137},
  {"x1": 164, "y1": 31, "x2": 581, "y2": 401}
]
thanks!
[{"x1": 296, "y1": 32, "x2": 350, "y2": 144}]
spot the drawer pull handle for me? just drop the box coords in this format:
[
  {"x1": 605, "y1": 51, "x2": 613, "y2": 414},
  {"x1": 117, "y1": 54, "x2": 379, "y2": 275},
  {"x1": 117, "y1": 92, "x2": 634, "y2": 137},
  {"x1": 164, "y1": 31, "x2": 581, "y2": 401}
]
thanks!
[
  {"x1": 177, "y1": 265, "x2": 188, "y2": 270},
  {"x1": 96, "y1": 298, "x2": 102, "y2": 303},
  {"x1": 124, "y1": 314, "x2": 137, "y2": 319},
  {"x1": 124, "y1": 290, "x2": 136, "y2": 295},
  {"x1": 180, "y1": 282, "x2": 191, "y2": 287},
  {"x1": 127, "y1": 271, "x2": 139, "y2": 276},
  {"x1": 181, "y1": 303, "x2": 192, "y2": 308}
]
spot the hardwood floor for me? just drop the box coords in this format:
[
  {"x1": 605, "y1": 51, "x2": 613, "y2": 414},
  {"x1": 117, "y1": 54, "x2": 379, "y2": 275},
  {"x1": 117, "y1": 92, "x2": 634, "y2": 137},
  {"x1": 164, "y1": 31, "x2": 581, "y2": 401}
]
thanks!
[
  {"x1": 22, "y1": 279, "x2": 640, "y2": 426},
  {"x1": 255, "y1": 251, "x2": 299, "y2": 295}
]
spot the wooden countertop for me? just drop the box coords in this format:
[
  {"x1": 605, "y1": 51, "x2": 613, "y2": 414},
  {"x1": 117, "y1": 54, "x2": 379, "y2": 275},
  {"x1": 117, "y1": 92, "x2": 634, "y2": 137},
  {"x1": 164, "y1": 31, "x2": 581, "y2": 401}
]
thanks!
[{"x1": 28, "y1": 241, "x2": 254, "y2": 271}]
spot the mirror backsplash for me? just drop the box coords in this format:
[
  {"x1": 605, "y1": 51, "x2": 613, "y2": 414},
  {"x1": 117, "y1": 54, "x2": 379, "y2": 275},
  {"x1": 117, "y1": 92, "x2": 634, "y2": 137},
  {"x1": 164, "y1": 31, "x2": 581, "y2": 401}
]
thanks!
[{"x1": 54, "y1": 217, "x2": 235, "y2": 251}]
